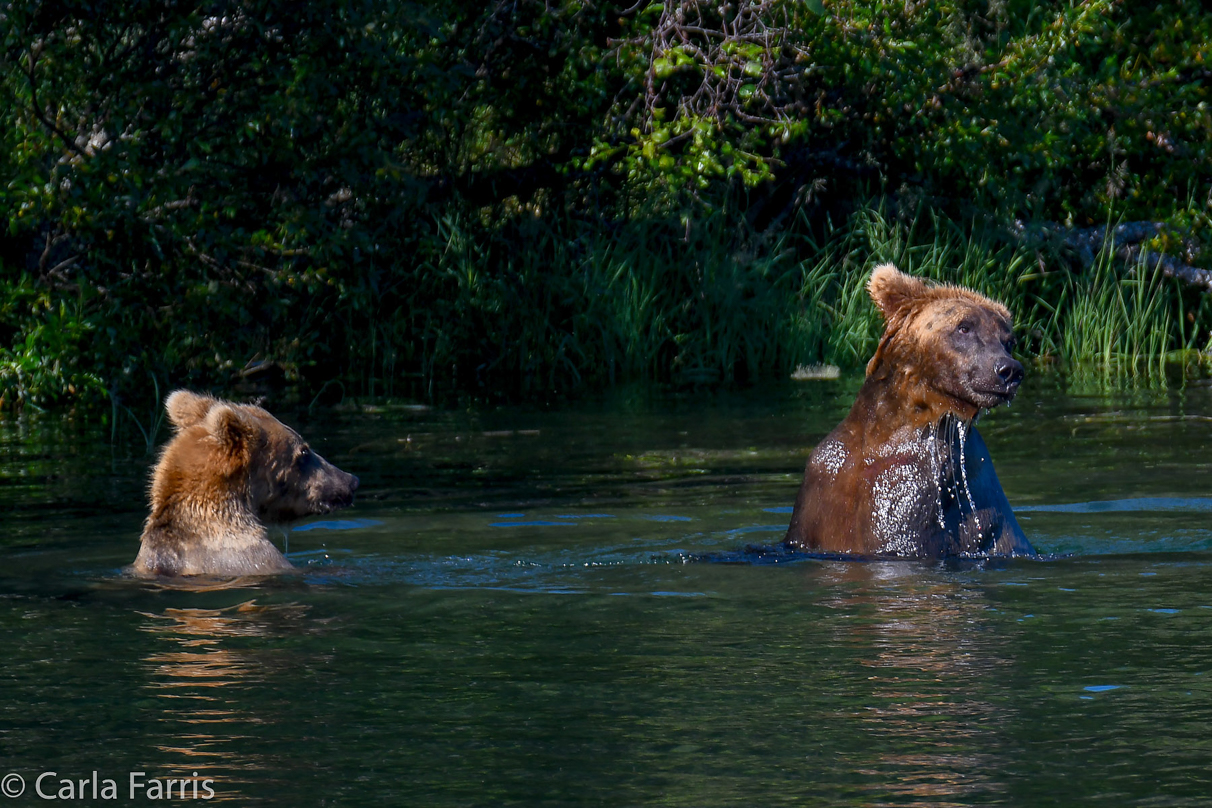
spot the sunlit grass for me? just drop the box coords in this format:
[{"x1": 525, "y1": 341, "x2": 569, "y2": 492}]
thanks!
[
  {"x1": 4, "y1": 204, "x2": 1204, "y2": 410},
  {"x1": 392, "y1": 205, "x2": 1209, "y2": 399}
]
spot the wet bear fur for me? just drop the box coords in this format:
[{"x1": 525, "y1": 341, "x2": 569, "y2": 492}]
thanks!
[
  {"x1": 784, "y1": 264, "x2": 1035, "y2": 558},
  {"x1": 132, "y1": 390, "x2": 359, "y2": 577}
]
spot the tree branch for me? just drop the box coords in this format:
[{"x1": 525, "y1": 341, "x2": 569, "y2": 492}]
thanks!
[
  {"x1": 1012, "y1": 220, "x2": 1212, "y2": 291},
  {"x1": 25, "y1": 42, "x2": 87, "y2": 159}
]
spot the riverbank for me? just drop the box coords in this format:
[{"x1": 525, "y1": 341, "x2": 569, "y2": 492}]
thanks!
[{"x1": 4, "y1": 206, "x2": 1209, "y2": 413}]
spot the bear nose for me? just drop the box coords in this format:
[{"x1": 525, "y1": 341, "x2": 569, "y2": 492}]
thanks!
[
  {"x1": 996, "y1": 359, "x2": 1024, "y2": 387},
  {"x1": 349, "y1": 474, "x2": 360, "y2": 492}
]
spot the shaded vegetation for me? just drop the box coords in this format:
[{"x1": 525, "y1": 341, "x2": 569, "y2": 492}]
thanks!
[{"x1": 2, "y1": 0, "x2": 1212, "y2": 409}]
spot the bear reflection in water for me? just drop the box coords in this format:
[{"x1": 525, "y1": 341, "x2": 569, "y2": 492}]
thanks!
[
  {"x1": 785, "y1": 264, "x2": 1035, "y2": 558},
  {"x1": 131, "y1": 390, "x2": 359, "y2": 577}
]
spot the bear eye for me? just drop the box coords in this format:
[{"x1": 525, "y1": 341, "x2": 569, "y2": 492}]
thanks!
[{"x1": 956, "y1": 322, "x2": 972, "y2": 335}]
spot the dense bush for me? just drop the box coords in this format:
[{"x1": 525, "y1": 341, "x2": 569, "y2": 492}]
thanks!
[{"x1": 1, "y1": 0, "x2": 1211, "y2": 408}]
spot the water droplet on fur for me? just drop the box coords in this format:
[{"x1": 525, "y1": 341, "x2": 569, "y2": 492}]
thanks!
[{"x1": 956, "y1": 422, "x2": 978, "y2": 514}]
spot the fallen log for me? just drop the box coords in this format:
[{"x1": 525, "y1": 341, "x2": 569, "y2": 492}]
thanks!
[{"x1": 1011, "y1": 220, "x2": 1212, "y2": 292}]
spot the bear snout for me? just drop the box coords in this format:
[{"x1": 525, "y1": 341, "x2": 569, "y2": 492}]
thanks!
[
  {"x1": 995, "y1": 358, "x2": 1024, "y2": 389},
  {"x1": 332, "y1": 474, "x2": 358, "y2": 509},
  {"x1": 964, "y1": 353, "x2": 1025, "y2": 408},
  {"x1": 317, "y1": 469, "x2": 359, "y2": 511}
]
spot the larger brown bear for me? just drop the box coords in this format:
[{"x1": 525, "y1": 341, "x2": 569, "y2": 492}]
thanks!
[
  {"x1": 132, "y1": 390, "x2": 359, "y2": 577},
  {"x1": 784, "y1": 264, "x2": 1035, "y2": 558}
]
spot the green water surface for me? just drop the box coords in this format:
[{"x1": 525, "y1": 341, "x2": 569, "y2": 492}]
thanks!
[{"x1": 3, "y1": 378, "x2": 1212, "y2": 805}]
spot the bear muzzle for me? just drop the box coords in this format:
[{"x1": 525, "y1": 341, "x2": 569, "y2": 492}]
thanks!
[
  {"x1": 314, "y1": 469, "x2": 359, "y2": 512},
  {"x1": 996, "y1": 358, "x2": 1025, "y2": 388},
  {"x1": 969, "y1": 357, "x2": 1024, "y2": 407}
]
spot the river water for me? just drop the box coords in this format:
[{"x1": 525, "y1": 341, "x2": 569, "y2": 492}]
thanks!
[{"x1": 3, "y1": 376, "x2": 1212, "y2": 805}]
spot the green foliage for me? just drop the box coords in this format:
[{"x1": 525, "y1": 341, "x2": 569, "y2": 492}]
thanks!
[
  {"x1": 607, "y1": 0, "x2": 1212, "y2": 224},
  {"x1": 0, "y1": 274, "x2": 105, "y2": 408},
  {"x1": 379, "y1": 206, "x2": 1212, "y2": 398},
  {"x1": 2, "y1": 0, "x2": 1212, "y2": 409},
  {"x1": 403, "y1": 211, "x2": 810, "y2": 392}
]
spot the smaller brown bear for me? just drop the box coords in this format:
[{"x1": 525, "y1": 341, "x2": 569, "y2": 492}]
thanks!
[
  {"x1": 784, "y1": 264, "x2": 1034, "y2": 558},
  {"x1": 132, "y1": 390, "x2": 359, "y2": 577}
]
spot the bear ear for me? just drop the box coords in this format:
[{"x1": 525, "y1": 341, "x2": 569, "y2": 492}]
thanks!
[
  {"x1": 868, "y1": 263, "x2": 928, "y2": 321},
  {"x1": 165, "y1": 390, "x2": 216, "y2": 431},
  {"x1": 203, "y1": 404, "x2": 252, "y2": 457}
]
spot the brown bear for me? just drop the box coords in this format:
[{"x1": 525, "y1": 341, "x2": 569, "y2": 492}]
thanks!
[
  {"x1": 784, "y1": 264, "x2": 1035, "y2": 558},
  {"x1": 131, "y1": 390, "x2": 360, "y2": 577}
]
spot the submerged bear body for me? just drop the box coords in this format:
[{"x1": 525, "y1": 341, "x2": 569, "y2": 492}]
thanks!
[
  {"x1": 790, "y1": 409, "x2": 1029, "y2": 557},
  {"x1": 785, "y1": 264, "x2": 1034, "y2": 558},
  {"x1": 132, "y1": 390, "x2": 359, "y2": 577}
]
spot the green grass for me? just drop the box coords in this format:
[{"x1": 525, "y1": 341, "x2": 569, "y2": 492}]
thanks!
[
  {"x1": 782, "y1": 206, "x2": 1209, "y2": 386},
  {"x1": 411, "y1": 204, "x2": 1212, "y2": 397},
  {"x1": 1, "y1": 205, "x2": 1208, "y2": 411}
]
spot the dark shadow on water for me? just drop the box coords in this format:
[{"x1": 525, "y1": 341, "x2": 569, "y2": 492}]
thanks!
[{"x1": 688, "y1": 542, "x2": 859, "y2": 565}]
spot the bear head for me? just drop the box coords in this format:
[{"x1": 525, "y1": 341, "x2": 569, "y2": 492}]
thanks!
[
  {"x1": 156, "y1": 390, "x2": 359, "y2": 524},
  {"x1": 865, "y1": 264, "x2": 1023, "y2": 412}
]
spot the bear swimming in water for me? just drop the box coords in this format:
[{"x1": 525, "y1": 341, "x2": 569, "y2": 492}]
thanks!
[
  {"x1": 131, "y1": 390, "x2": 359, "y2": 577},
  {"x1": 784, "y1": 264, "x2": 1035, "y2": 558}
]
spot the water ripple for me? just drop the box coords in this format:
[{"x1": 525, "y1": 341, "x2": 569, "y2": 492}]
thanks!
[{"x1": 1018, "y1": 497, "x2": 1212, "y2": 514}]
